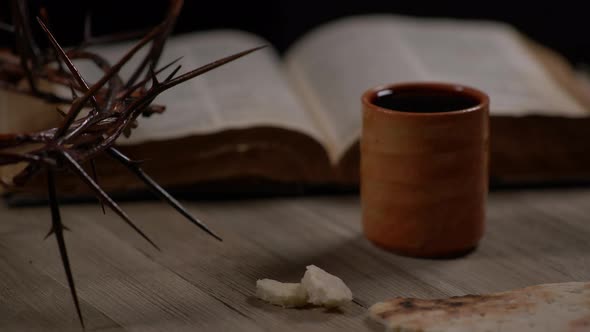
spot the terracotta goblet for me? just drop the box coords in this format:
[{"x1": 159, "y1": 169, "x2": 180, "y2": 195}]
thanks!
[{"x1": 361, "y1": 82, "x2": 489, "y2": 258}]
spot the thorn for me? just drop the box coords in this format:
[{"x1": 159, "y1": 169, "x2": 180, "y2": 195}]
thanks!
[
  {"x1": 36, "y1": 17, "x2": 99, "y2": 112},
  {"x1": 36, "y1": 17, "x2": 100, "y2": 139},
  {"x1": 61, "y1": 151, "x2": 160, "y2": 251},
  {"x1": 149, "y1": 68, "x2": 159, "y2": 87},
  {"x1": 164, "y1": 65, "x2": 182, "y2": 82},
  {"x1": 55, "y1": 107, "x2": 67, "y2": 118},
  {"x1": 119, "y1": 56, "x2": 184, "y2": 100},
  {"x1": 47, "y1": 20, "x2": 165, "y2": 142},
  {"x1": 43, "y1": 224, "x2": 68, "y2": 239},
  {"x1": 46, "y1": 168, "x2": 85, "y2": 329},
  {"x1": 157, "y1": 45, "x2": 267, "y2": 94},
  {"x1": 108, "y1": 147, "x2": 222, "y2": 242},
  {"x1": 44, "y1": 227, "x2": 54, "y2": 240},
  {"x1": 89, "y1": 160, "x2": 106, "y2": 214},
  {"x1": 69, "y1": 82, "x2": 79, "y2": 99},
  {"x1": 12, "y1": 0, "x2": 40, "y2": 94}
]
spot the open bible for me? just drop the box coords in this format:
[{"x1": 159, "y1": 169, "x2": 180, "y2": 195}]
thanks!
[{"x1": 2, "y1": 14, "x2": 590, "y2": 199}]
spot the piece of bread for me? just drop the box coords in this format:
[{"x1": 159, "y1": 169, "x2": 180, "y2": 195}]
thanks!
[
  {"x1": 301, "y1": 265, "x2": 353, "y2": 308},
  {"x1": 369, "y1": 281, "x2": 590, "y2": 332},
  {"x1": 255, "y1": 279, "x2": 308, "y2": 308}
]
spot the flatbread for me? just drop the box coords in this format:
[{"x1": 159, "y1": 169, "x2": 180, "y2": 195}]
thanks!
[{"x1": 369, "y1": 282, "x2": 590, "y2": 332}]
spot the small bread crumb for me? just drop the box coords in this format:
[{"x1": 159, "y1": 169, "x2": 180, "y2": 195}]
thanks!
[
  {"x1": 255, "y1": 265, "x2": 353, "y2": 308},
  {"x1": 301, "y1": 265, "x2": 353, "y2": 308},
  {"x1": 256, "y1": 279, "x2": 308, "y2": 308}
]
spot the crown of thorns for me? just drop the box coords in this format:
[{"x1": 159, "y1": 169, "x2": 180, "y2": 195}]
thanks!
[{"x1": 0, "y1": 1, "x2": 262, "y2": 328}]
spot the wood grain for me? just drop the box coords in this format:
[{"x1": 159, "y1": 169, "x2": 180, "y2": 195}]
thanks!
[{"x1": 1, "y1": 189, "x2": 590, "y2": 331}]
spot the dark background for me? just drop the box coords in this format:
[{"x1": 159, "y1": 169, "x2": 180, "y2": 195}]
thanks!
[{"x1": 1, "y1": 0, "x2": 589, "y2": 66}]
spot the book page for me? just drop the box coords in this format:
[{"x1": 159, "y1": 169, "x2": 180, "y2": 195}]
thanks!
[
  {"x1": 0, "y1": 88, "x2": 62, "y2": 134},
  {"x1": 285, "y1": 15, "x2": 588, "y2": 162},
  {"x1": 79, "y1": 30, "x2": 326, "y2": 147}
]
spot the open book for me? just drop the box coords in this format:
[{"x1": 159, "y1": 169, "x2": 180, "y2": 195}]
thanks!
[{"x1": 2, "y1": 14, "x2": 590, "y2": 199}]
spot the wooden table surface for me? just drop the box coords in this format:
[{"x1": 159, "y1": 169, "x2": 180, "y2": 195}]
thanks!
[{"x1": 1, "y1": 188, "x2": 590, "y2": 331}]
